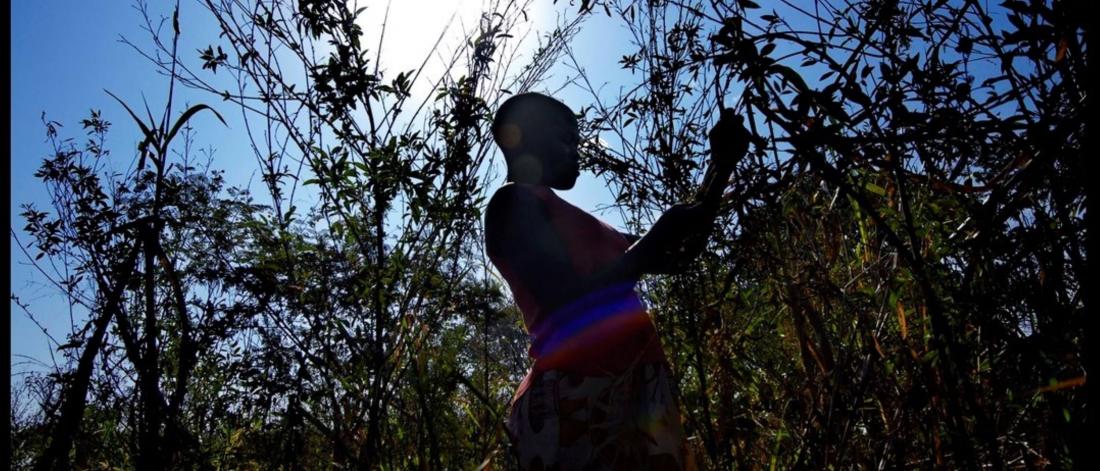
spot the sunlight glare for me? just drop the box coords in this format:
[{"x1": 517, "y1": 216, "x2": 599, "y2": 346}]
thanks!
[{"x1": 352, "y1": 0, "x2": 546, "y2": 101}]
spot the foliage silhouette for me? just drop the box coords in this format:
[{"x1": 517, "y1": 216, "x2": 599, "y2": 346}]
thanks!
[
  {"x1": 10, "y1": 0, "x2": 1089, "y2": 469},
  {"x1": 569, "y1": 0, "x2": 1088, "y2": 468}
]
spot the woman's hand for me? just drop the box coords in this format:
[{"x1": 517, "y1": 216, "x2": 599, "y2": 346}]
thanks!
[
  {"x1": 696, "y1": 109, "x2": 752, "y2": 214},
  {"x1": 631, "y1": 109, "x2": 754, "y2": 275},
  {"x1": 709, "y1": 109, "x2": 751, "y2": 168}
]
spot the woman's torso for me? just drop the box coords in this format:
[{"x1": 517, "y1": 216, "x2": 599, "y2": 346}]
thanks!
[{"x1": 486, "y1": 183, "x2": 668, "y2": 402}]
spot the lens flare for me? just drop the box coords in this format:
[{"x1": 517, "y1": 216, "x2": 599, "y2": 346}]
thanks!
[{"x1": 530, "y1": 282, "x2": 650, "y2": 368}]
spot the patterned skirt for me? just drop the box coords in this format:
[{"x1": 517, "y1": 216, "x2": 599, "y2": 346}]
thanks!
[{"x1": 505, "y1": 362, "x2": 691, "y2": 470}]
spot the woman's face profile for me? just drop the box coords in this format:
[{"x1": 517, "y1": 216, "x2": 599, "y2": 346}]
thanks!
[{"x1": 539, "y1": 116, "x2": 581, "y2": 190}]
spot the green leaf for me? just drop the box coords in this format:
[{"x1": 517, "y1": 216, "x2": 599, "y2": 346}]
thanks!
[
  {"x1": 105, "y1": 89, "x2": 156, "y2": 167},
  {"x1": 165, "y1": 104, "x2": 228, "y2": 149},
  {"x1": 864, "y1": 182, "x2": 886, "y2": 196}
]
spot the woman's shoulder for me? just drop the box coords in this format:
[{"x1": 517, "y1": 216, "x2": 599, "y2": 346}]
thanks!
[
  {"x1": 485, "y1": 184, "x2": 556, "y2": 257},
  {"x1": 487, "y1": 183, "x2": 552, "y2": 215},
  {"x1": 490, "y1": 182, "x2": 549, "y2": 200}
]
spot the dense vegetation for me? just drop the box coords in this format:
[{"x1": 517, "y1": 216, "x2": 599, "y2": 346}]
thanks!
[{"x1": 11, "y1": 0, "x2": 1090, "y2": 469}]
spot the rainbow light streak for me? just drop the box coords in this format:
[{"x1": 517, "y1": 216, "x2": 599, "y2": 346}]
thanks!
[{"x1": 531, "y1": 282, "x2": 649, "y2": 364}]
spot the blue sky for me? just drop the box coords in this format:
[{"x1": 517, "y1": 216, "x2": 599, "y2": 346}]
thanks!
[
  {"x1": 9, "y1": 1, "x2": 639, "y2": 379},
  {"x1": 10, "y1": 1, "x2": 283, "y2": 378}
]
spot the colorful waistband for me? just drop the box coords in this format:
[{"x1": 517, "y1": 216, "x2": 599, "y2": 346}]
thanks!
[{"x1": 529, "y1": 281, "x2": 648, "y2": 360}]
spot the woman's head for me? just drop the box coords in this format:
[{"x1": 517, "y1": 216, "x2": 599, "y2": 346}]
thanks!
[{"x1": 492, "y1": 92, "x2": 580, "y2": 190}]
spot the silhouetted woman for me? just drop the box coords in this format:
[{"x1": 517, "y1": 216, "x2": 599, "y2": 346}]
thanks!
[{"x1": 485, "y1": 92, "x2": 749, "y2": 470}]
